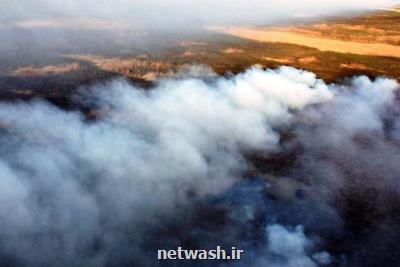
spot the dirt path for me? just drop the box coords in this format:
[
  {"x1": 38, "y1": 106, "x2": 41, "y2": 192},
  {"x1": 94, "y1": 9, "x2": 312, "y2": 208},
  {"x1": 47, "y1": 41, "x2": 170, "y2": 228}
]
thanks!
[{"x1": 213, "y1": 27, "x2": 400, "y2": 59}]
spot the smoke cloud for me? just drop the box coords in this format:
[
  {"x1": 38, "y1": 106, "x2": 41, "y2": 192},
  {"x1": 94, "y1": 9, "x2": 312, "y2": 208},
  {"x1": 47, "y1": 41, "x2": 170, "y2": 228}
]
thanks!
[{"x1": 0, "y1": 66, "x2": 400, "y2": 266}]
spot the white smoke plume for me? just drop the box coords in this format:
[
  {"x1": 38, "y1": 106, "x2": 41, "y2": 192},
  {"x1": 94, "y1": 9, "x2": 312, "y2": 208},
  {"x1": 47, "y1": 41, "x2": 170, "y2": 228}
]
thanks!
[
  {"x1": 0, "y1": 66, "x2": 332, "y2": 266},
  {"x1": 0, "y1": 66, "x2": 399, "y2": 266},
  {"x1": 262, "y1": 224, "x2": 331, "y2": 267}
]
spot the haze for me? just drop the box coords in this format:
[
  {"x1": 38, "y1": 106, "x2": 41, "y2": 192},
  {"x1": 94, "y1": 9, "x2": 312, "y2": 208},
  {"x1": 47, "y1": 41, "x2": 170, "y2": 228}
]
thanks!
[{"x1": 1, "y1": 0, "x2": 398, "y2": 29}]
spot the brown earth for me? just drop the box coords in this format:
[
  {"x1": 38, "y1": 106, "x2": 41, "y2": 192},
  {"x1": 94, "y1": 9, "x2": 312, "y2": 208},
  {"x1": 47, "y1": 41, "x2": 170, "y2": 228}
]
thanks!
[{"x1": 213, "y1": 27, "x2": 400, "y2": 59}]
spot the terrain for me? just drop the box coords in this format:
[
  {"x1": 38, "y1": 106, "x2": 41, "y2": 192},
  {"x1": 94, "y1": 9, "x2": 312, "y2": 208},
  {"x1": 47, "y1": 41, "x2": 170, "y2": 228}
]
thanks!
[
  {"x1": 1, "y1": 5, "x2": 400, "y2": 267},
  {"x1": 1, "y1": 7, "x2": 400, "y2": 103}
]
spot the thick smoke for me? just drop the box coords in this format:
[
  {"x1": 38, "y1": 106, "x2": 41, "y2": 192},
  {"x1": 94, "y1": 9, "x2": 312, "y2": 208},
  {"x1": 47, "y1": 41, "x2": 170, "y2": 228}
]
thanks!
[{"x1": 0, "y1": 66, "x2": 400, "y2": 266}]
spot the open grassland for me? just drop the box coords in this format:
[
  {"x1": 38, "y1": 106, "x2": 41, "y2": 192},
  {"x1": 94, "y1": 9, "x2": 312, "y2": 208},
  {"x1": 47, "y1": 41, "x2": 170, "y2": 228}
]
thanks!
[
  {"x1": 213, "y1": 27, "x2": 400, "y2": 59},
  {"x1": 206, "y1": 7, "x2": 400, "y2": 81},
  {"x1": 64, "y1": 7, "x2": 400, "y2": 83},
  {"x1": 1, "y1": 7, "x2": 400, "y2": 100}
]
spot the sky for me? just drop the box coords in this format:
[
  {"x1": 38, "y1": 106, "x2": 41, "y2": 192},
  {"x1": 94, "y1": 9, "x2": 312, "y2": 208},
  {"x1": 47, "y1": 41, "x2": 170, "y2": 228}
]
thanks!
[{"x1": 1, "y1": 0, "x2": 398, "y2": 29}]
